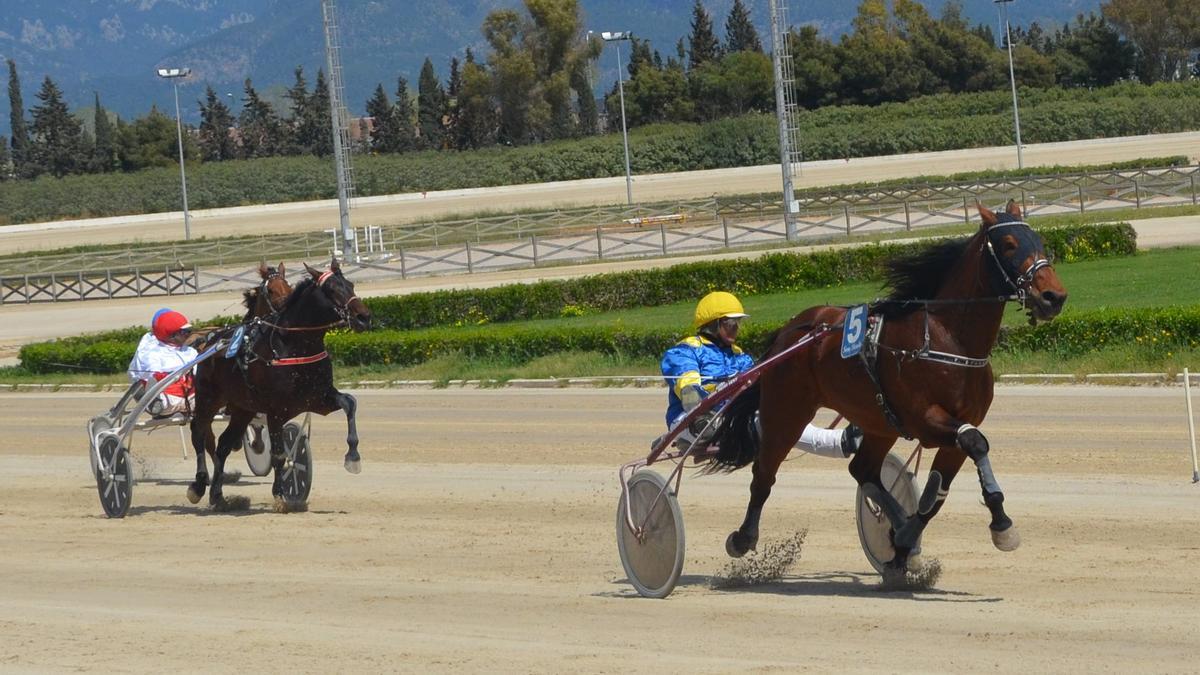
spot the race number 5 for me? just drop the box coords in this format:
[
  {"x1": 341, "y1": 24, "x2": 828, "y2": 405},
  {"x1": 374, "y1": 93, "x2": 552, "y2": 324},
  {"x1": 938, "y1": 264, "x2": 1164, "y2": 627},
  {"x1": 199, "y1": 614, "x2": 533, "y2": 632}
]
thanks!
[{"x1": 841, "y1": 304, "x2": 868, "y2": 359}]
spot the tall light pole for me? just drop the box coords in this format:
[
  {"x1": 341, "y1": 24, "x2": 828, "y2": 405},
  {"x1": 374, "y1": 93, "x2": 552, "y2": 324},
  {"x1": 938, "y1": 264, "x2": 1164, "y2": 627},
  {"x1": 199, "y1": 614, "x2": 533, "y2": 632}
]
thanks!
[
  {"x1": 156, "y1": 67, "x2": 192, "y2": 240},
  {"x1": 599, "y1": 30, "x2": 634, "y2": 206},
  {"x1": 996, "y1": 0, "x2": 1024, "y2": 169}
]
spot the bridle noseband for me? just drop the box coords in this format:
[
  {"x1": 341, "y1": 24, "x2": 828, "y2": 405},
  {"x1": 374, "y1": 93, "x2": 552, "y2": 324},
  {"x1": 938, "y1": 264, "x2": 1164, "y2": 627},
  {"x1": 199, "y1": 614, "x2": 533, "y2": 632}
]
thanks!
[
  {"x1": 317, "y1": 269, "x2": 360, "y2": 324},
  {"x1": 259, "y1": 268, "x2": 287, "y2": 314}
]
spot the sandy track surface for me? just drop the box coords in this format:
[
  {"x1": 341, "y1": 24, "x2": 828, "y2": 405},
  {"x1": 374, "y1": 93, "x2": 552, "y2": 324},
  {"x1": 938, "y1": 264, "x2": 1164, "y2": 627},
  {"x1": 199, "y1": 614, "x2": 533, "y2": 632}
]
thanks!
[
  {"x1": 2, "y1": 132, "x2": 1197, "y2": 254},
  {"x1": 2, "y1": 386, "x2": 1198, "y2": 672}
]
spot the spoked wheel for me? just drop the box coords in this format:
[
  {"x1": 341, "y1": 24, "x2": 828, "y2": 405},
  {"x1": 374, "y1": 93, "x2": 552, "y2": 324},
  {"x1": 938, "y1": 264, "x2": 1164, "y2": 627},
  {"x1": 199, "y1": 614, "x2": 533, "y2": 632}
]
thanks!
[
  {"x1": 86, "y1": 413, "x2": 114, "y2": 478},
  {"x1": 616, "y1": 469, "x2": 685, "y2": 599},
  {"x1": 278, "y1": 421, "x2": 313, "y2": 507},
  {"x1": 856, "y1": 451, "x2": 921, "y2": 575},
  {"x1": 95, "y1": 434, "x2": 134, "y2": 519},
  {"x1": 242, "y1": 422, "x2": 273, "y2": 477}
]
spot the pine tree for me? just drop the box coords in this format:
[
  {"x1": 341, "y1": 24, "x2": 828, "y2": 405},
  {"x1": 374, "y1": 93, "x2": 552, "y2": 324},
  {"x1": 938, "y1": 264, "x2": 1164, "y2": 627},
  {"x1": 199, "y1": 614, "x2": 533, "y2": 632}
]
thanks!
[
  {"x1": 284, "y1": 66, "x2": 310, "y2": 154},
  {"x1": 725, "y1": 0, "x2": 763, "y2": 53},
  {"x1": 393, "y1": 76, "x2": 417, "y2": 151},
  {"x1": 417, "y1": 58, "x2": 446, "y2": 150},
  {"x1": 307, "y1": 69, "x2": 333, "y2": 157},
  {"x1": 198, "y1": 85, "x2": 236, "y2": 161},
  {"x1": 688, "y1": 0, "x2": 721, "y2": 70},
  {"x1": 444, "y1": 56, "x2": 463, "y2": 146},
  {"x1": 91, "y1": 92, "x2": 115, "y2": 173},
  {"x1": 364, "y1": 83, "x2": 396, "y2": 152},
  {"x1": 29, "y1": 76, "x2": 84, "y2": 177},
  {"x1": 238, "y1": 78, "x2": 283, "y2": 158},
  {"x1": 6, "y1": 59, "x2": 29, "y2": 177}
]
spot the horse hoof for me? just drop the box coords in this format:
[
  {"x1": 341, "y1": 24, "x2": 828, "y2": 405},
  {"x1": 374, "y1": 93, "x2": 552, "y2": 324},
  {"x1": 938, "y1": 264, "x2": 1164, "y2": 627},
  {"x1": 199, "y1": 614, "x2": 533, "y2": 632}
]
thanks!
[
  {"x1": 186, "y1": 487, "x2": 201, "y2": 504},
  {"x1": 991, "y1": 525, "x2": 1021, "y2": 552},
  {"x1": 725, "y1": 531, "x2": 756, "y2": 558},
  {"x1": 344, "y1": 458, "x2": 362, "y2": 475},
  {"x1": 906, "y1": 553, "x2": 925, "y2": 573}
]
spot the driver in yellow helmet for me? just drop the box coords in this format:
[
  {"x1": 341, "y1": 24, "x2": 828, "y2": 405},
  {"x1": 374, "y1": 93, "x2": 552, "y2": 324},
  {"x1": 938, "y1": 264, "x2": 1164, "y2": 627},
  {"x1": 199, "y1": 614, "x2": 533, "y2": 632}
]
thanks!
[{"x1": 661, "y1": 291, "x2": 861, "y2": 458}]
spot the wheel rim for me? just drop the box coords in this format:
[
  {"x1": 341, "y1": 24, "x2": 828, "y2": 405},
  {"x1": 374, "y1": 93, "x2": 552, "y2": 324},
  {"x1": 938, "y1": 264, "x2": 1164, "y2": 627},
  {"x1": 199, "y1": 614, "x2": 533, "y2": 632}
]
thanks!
[
  {"x1": 856, "y1": 452, "x2": 920, "y2": 574},
  {"x1": 616, "y1": 470, "x2": 685, "y2": 598},
  {"x1": 243, "y1": 424, "x2": 273, "y2": 477},
  {"x1": 96, "y1": 436, "x2": 133, "y2": 518},
  {"x1": 280, "y1": 422, "x2": 312, "y2": 503}
]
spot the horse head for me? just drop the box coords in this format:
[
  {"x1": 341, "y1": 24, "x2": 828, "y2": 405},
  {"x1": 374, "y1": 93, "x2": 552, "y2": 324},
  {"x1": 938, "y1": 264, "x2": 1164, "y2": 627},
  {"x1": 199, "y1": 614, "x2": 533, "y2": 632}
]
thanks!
[
  {"x1": 977, "y1": 201, "x2": 1068, "y2": 323},
  {"x1": 303, "y1": 258, "x2": 372, "y2": 332},
  {"x1": 257, "y1": 261, "x2": 292, "y2": 315}
]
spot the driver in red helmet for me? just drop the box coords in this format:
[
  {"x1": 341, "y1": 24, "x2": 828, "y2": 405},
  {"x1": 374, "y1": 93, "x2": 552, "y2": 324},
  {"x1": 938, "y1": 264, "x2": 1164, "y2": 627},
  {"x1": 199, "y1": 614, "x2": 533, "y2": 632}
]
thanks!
[{"x1": 127, "y1": 309, "x2": 198, "y2": 416}]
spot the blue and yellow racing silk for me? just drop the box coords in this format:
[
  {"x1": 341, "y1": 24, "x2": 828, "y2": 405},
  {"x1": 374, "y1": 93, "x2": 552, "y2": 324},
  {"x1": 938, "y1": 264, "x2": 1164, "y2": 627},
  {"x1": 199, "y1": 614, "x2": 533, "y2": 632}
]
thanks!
[{"x1": 661, "y1": 335, "x2": 754, "y2": 426}]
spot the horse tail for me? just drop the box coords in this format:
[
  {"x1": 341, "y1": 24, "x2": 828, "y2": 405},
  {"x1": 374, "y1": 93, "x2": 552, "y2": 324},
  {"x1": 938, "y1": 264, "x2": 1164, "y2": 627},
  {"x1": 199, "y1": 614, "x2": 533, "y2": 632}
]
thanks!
[{"x1": 702, "y1": 382, "x2": 762, "y2": 474}]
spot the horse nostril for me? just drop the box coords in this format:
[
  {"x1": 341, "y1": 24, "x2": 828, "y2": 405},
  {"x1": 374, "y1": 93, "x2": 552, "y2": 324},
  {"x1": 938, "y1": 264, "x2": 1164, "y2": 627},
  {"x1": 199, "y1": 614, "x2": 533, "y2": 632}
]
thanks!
[{"x1": 1042, "y1": 290, "x2": 1066, "y2": 308}]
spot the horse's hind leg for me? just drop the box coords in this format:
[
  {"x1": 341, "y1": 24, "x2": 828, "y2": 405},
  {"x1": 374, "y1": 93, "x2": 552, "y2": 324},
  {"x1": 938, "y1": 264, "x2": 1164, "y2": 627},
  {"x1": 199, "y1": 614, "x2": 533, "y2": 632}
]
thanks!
[{"x1": 726, "y1": 379, "x2": 819, "y2": 558}]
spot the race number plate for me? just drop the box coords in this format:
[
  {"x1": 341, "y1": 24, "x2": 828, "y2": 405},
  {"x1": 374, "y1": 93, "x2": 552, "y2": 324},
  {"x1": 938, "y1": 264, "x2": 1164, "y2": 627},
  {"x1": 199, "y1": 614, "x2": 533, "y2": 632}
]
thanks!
[
  {"x1": 224, "y1": 325, "x2": 246, "y2": 360},
  {"x1": 841, "y1": 304, "x2": 868, "y2": 359}
]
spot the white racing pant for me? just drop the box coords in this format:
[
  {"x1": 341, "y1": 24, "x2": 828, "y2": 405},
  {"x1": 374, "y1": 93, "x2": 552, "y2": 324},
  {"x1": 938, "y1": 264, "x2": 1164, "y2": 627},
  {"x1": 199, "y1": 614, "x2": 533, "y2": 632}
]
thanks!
[{"x1": 146, "y1": 392, "x2": 193, "y2": 417}]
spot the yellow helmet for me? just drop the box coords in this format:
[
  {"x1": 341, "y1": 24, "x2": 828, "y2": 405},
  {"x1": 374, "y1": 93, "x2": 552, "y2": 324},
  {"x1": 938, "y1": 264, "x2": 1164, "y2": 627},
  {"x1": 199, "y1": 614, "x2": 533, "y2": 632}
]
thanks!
[{"x1": 693, "y1": 291, "x2": 748, "y2": 330}]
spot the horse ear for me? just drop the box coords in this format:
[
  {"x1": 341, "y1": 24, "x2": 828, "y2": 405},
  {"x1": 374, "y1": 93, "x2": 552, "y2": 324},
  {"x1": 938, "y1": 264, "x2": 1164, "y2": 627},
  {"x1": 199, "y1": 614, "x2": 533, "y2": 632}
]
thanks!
[
  {"x1": 977, "y1": 201, "x2": 998, "y2": 229},
  {"x1": 258, "y1": 260, "x2": 269, "y2": 279},
  {"x1": 277, "y1": 261, "x2": 286, "y2": 278},
  {"x1": 330, "y1": 256, "x2": 341, "y2": 273},
  {"x1": 1006, "y1": 199, "x2": 1022, "y2": 219},
  {"x1": 303, "y1": 262, "x2": 322, "y2": 279}
]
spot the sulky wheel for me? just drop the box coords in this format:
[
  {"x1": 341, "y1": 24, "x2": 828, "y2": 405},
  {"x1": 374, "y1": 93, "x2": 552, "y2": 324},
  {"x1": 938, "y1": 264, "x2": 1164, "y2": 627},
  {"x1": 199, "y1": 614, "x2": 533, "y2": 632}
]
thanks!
[
  {"x1": 86, "y1": 413, "x2": 114, "y2": 478},
  {"x1": 616, "y1": 469, "x2": 685, "y2": 599},
  {"x1": 95, "y1": 434, "x2": 134, "y2": 519},
  {"x1": 242, "y1": 422, "x2": 273, "y2": 477},
  {"x1": 278, "y1": 421, "x2": 313, "y2": 507},
  {"x1": 856, "y1": 450, "x2": 921, "y2": 575}
]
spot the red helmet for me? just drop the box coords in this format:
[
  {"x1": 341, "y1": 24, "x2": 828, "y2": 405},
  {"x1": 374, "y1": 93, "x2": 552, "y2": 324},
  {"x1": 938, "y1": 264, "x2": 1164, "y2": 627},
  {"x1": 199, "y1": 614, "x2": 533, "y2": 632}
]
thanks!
[{"x1": 152, "y1": 310, "x2": 191, "y2": 341}]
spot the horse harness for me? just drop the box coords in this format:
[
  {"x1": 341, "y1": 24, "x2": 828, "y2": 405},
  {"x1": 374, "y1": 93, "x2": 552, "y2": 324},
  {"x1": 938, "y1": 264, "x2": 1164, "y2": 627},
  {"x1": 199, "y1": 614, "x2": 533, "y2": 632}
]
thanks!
[
  {"x1": 229, "y1": 270, "x2": 352, "y2": 372},
  {"x1": 856, "y1": 220, "x2": 1053, "y2": 438}
]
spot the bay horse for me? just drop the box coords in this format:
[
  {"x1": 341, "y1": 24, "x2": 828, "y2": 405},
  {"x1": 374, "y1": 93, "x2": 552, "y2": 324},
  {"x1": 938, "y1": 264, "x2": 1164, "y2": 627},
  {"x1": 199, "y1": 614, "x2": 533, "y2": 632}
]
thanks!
[
  {"x1": 188, "y1": 258, "x2": 371, "y2": 509},
  {"x1": 711, "y1": 201, "x2": 1067, "y2": 579}
]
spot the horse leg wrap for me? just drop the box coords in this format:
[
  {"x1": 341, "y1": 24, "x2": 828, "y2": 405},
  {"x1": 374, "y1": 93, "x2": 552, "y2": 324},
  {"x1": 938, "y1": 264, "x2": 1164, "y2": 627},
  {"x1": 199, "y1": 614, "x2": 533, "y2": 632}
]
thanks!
[
  {"x1": 958, "y1": 424, "x2": 1003, "y2": 495},
  {"x1": 918, "y1": 470, "x2": 945, "y2": 516}
]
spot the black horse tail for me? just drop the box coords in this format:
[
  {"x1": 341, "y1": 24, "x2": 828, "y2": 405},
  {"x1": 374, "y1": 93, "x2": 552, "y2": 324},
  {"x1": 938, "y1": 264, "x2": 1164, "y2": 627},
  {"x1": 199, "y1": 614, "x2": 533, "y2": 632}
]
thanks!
[{"x1": 702, "y1": 382, "x2": 762, "y2": 474}]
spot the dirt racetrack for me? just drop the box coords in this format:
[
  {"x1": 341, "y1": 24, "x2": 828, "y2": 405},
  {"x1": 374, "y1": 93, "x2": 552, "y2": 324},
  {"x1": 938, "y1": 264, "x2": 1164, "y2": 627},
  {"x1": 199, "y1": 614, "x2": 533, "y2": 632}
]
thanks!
[{"x1": 2, "y1": 386, "x2": 1199, "y2": 672}]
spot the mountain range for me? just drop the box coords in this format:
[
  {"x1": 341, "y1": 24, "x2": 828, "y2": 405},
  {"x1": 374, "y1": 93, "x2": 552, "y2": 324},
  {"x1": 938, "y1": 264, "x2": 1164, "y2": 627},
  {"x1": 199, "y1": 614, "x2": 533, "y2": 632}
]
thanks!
[{"x1": 0, "y1": 0, "x2": 1103, "y2": 137}]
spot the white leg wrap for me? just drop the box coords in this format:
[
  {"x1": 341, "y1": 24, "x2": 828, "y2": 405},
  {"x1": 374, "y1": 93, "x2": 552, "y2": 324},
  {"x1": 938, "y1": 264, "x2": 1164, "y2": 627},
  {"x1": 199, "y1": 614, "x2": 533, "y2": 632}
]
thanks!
[{"x1": 795, "y1": 424, "x2": 846, "y2": 459}]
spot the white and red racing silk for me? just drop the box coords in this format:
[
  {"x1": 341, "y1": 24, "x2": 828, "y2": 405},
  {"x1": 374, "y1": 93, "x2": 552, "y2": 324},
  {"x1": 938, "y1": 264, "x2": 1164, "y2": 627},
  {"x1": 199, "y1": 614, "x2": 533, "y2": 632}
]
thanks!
[{"x1": 127, "y1": 332, "x2": 198, "y2": 397}]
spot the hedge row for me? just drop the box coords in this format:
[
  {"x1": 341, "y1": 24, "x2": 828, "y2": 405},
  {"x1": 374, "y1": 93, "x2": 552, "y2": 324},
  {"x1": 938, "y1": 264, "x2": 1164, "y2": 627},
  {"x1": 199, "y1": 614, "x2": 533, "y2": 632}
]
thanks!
[
  {"x1": 15, "y1": 222, "x2": 1138, "y2": 374},
  {"x1": 362, "y1": 222, "x2": 1136, "y2": 330},
  {"x1": 3, "y1": 81, "x2": 1199, "y2": 224}
]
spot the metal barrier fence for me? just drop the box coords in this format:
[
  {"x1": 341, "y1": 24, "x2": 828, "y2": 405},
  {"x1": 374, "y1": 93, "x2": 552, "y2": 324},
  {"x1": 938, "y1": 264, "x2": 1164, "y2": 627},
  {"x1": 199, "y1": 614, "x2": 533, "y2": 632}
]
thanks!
[{"x1": 1, "y1": 165, "x2": 1196, "y2": 302}]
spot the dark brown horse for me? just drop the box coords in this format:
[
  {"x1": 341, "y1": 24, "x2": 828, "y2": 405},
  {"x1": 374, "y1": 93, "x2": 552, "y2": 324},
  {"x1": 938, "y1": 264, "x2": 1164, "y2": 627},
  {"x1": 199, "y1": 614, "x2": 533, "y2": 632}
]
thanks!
[
  {"x1": 188, "y1": 258, "x2": 371, "y2": 509},
  {"x1": 244, "y1": 261, "x2": 292, "y2": 320},
  {"x1": 712, "y1": 201, "x2": 1068, "y2": 579}
]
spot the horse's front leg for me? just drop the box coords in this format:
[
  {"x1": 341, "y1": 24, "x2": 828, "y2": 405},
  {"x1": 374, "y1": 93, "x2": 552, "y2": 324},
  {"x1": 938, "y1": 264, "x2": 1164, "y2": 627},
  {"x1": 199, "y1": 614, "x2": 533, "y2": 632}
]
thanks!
[
  {"x1": 334, "y1": 390, "x2": 361, "y2": 474},
  {"x1": 888, "y1": 447, "x2": 967, "y2": 572},
  {"x1": 922, "y1": 406, "x2": 1019, "y2": 552},
  {"x1": 187, "y1": 400, "x2": 218, "y2": 504},
  {"x1": 209, "y1": 408, "x2": 254, "y2": 510}
]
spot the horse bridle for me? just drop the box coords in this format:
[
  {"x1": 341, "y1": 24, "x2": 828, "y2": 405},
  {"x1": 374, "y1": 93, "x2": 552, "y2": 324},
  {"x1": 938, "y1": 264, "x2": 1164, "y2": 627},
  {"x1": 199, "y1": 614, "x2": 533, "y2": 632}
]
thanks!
[
  {"x1": 260, "y1": 268, "x2": 287, "y2": 314},
  {"x1": 316, "y1": 269, "x2": 360, "y2": 324},
  {"x1": 982, "y1": 221, "x2": 1053, "y2": 304}
]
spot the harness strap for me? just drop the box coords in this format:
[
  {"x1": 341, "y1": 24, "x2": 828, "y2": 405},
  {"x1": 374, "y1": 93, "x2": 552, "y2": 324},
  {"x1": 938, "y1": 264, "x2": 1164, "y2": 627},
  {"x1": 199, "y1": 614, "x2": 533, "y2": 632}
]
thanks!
[
  {"x1": 269, "y1": 351, "x2": 329, "y2": 367},
  {"x1": 858, "y1": 317, "x2": 912, "y2": 440}
]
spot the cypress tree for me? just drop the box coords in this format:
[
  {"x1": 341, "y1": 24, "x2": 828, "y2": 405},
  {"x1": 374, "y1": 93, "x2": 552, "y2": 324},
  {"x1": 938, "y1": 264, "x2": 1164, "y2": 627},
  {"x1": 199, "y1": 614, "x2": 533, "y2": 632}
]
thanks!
[
  {"x1": 307, "y1": 69, "x2": 332, "y2": 157},
  {"x1": 0, "y1": 134, "x2": 9, "y2": 180},
  {"x1": 364, "y1": 83, "x2": 395, "y2": 152},
  {"x1": 92, "y1": 92, "x2": 115, "y2": 172},
  {"x1": 725, "y1": 0, "x2": 763, "y2": 53},
  {"x1": 417, "y1": 58, "x2": 446, "y2": 150},
  {"x1": 393, "y1": 76, "x2": 417, "y2": 152},
  {"x1": 688, "y1": 0, "x2": 721, "y2": 70},
  {"x1": 6, "y1": 59, "x2": 29, "y2": 177},
  {"x1": 284, "y1": 66, "x2": 310, "y2": 154}
]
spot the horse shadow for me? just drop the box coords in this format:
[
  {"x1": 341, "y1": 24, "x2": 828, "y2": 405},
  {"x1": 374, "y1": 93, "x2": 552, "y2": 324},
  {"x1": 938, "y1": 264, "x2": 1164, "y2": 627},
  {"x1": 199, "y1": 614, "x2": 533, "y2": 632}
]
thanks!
[{"x1": 603, "y1": 571, "x2": 1002, "y2": 603}]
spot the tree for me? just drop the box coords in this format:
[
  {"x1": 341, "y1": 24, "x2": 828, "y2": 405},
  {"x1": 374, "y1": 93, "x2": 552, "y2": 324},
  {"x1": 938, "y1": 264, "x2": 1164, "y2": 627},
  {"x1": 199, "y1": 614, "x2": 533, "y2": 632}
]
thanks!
[
  {"x1": 238, "y1": 78, "x2": 284, "y2": 158},
  {"x1": 456, "y1": 50, "x2": 497, "y2": 149},
  {"x1": 1103, "y1": 0, "x2": 1200, "y2": 82},
  {"x1": 724, "y1": 0, "x2": 763, "y2": 54},
  {"x1": 789, "y1": 26, "x2": 842, "y2": 108},
  {"x1": 198, "y1": 85, "x2": 237, "y2": 161},
  {"x1": 444, "y1": 57, "x2": 463, "y2": 146},
  {"x1": 393, "y1": 76, "x2": 418, "y2": 151},
  {"x1": 836, "y1": 0, "x2": 925, "y2": 105},
  {"x1": 307, "y1": 69, "x2": 333, "y2": 157},
  {"x1": 365, "y1": 84, "x2": 397, "y2": 153},
  {"x1": 417, "y1": 58, "x2": 446, "y2": 150},
  {"x1": 0, "y1": 135, "x2": 10, "y2": 180},
  {"x1": 6, "y1": 59, "x2": 29, "y2": 177},
  {"x1": 28, "y1": 76, "x2": 85, "y2": 177},
  {"x1": 284, "y1": 66, "x2": 310, "y2": 155},
  {"x1": 691, "y1": 50, "x2": 774, "y2": 119},
  {"x1": 116, "y1": 105, "x2": 190, "y2": 171},
  {"x1": 894, "y1": 0, "x2": 1003, "y2": 94},
  {"x1": 91, "y1": 92, "x2": 116, "y2": 172},
  {"x1": 1052, "y1": 13, "x2": 1136, "y2": 87},
  {"x1": 688, "y1": 0, "x2": 721, "y2": 70}
]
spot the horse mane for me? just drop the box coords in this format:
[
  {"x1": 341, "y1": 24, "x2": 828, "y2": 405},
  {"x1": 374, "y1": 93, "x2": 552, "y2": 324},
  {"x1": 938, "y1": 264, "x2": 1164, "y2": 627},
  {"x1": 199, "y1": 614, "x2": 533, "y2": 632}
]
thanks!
[
  {"x1": 871, "y1": 237, "x2": 974, "y2": 319},
  {"x1": 242, "y1": 288, "x2": 259, "y2": 312},
  {"x1": 279, "y1": 276, "x2": 317, "y2": 314}
]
